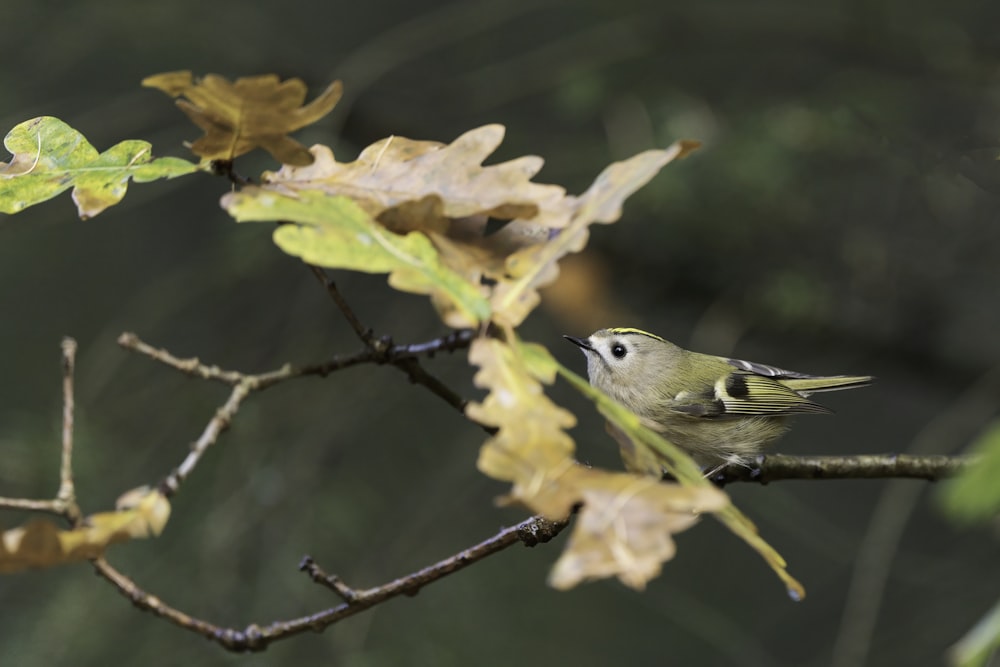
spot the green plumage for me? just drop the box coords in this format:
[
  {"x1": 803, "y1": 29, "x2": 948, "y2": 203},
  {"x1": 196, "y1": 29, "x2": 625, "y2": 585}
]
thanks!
[{"x1": 565, "y1": 328, "x2": 873, "y2": 469}]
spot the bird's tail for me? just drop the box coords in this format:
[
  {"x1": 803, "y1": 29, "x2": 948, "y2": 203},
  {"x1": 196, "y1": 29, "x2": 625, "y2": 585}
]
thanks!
[{"x1": 782, "y1": 374, "x2": 874, "y2": 396}]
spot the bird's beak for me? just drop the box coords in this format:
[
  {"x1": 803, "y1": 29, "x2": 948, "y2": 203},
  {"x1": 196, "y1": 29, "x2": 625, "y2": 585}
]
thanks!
[{"x1": 563, "y1": 335, "x2": 594, "y2": 351}]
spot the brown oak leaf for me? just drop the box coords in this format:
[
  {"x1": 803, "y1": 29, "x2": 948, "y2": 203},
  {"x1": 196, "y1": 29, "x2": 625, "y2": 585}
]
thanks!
[{"x1": 142, "y1": 70, "x2": 342, "y2": 166}]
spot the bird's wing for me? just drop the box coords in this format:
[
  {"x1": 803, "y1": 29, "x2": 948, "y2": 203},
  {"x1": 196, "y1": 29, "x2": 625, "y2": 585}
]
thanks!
[
  {"x1": 724, "y1": 356, "x2": 813, "y2": 379},
  {"x1": 726, "y1": 355, "x2": 873, "y2": 395},
  {"x1": 670, "y1": 371, "x2": 831, "y2": 419}
]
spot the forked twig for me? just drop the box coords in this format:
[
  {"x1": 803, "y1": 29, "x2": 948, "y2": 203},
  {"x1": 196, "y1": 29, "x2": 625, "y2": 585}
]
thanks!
[
  {"x1": 93, "y1": 515, "x2": 568, "y2": 652},
  {"x1": 0, "y1": 338, "x2": 83, "y2": 524}
]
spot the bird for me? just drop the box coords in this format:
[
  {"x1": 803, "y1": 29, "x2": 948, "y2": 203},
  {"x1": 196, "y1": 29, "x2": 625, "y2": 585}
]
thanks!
[{"x1": 564, "y1": 327, "x2": 873, "y2": 470}]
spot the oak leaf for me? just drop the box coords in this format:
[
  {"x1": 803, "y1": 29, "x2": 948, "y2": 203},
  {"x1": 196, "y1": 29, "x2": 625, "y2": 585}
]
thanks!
[
  {"x1": 467, "y1": 337, "x2": 579, "y2": 518},
  {"x1": 142, "y1": 71, "x2": 342, "y2": 166},
  {"x1": 0, "y1": 487, "x2": 170, "y2": 573},
  {"x1": 0, "y1": 116, "x2": 197, "y2": 219},
  {"x1": 221, "y1": 189, "x2": 491, "y2": 328},
  {"x1": 549, "y1": 471, "x2": 726, "y2": 590},
  {"x1": 261, "y1": 125, "x2": 567, "y2": 222},
  {"x1": 490, "y1": 141, "x2": 700, "y2": 327},
  {"x1": 243, "y1": 124, "x2": 697, "y2": 328}
]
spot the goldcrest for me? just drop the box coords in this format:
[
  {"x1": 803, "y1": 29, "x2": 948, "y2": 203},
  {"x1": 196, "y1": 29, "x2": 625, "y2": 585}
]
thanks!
[{"x1": 565, "y1": 327, "x2": 872, "y2": 469}]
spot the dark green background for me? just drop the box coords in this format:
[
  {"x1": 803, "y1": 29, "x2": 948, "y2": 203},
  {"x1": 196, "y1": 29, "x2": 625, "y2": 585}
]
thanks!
[{"x1": 1, "y1": 1, "x2": 998, "y2": 665}]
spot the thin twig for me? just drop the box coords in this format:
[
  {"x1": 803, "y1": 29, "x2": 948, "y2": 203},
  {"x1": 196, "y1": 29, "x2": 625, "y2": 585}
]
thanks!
[
  {"x1": 116, "y1": 331, "x2": 473, "y2": 392},
  {"x1": 159, "y1": 381, "x2": 250, "y2": 498},
  {"x1": 298, "y1": 557, "x2": 361, "y2": 602},
  {"x1": 57, "y1": 338, "x2": 80, "y2": 523},
  {"x1": 307, "y1": 266, "x2": 372, "y2": 344},
  {"x1": 92, "y1": 515, "x2": 568, "y2": 652},
  {"x1": 713, "y1": 453, "x2": 971, "y2": 485},
  {"x1": 392, "y1": 357, "x2": 469, "y2": 415},
  {"x1": 117, "y1": 331, "x2": 380, "y2": 387},
  {"x1": 301, "y1": 265, "x2": 478, "y2": 421},
  {"x1": 0, "y1": 496, "x2": 67, "y2": 514},
  {"x1": 0, "y1": 339, "x2": 82, "y2": 522},
  {"x1": 117, "y1": 330, "x2": 482, "y2": 496}
]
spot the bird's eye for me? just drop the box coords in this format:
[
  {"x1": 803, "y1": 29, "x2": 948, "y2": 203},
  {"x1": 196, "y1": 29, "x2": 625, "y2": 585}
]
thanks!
[{"x1": 611, "y1": 343, "x2": 627, "y2": 359}]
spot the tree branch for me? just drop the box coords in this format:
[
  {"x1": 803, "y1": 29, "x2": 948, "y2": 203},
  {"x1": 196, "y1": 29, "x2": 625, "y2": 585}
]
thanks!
[
  {"x1": 0, "y1": 339, "x2": 83, "y2": 523},
  {"x1": 307, "y1": 265, "x2": 373, "y2": 344},
  {"x1": 92, "y1": 514, "x2": 568, "y2": 652},
  {"x1": 116, "y1": 330, "x2": 485, "y2": 494},
  {"x1": 713, "y1": 453, "x2": 971, "y2": 485},
  {"x1": 116, "y1": 331, "x2": 378, "y2": 387},
  {"x1": 302, "y1": 264, "x2": 478, "y2": 421},
  {"x1": 57, "y1": 338, "x2": 80, "y2": 523}
]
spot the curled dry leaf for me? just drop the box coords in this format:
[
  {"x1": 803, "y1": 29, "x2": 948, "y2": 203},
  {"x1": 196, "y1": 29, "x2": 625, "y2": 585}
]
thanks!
[
  {"x1": 467, "y1": 337, "x2": 579, "y2": 519},
  {"x1": 549, "y1": 471, "x2": 727, "y2": 590},
  {"x1": 0, "y1": 487, "x2": 170, "y2": 573},
  {"x1": 0, "y1": 116, "x2": 197, "y2": 219},
  {"x1": 262, "y1": 124, "x2": 567, "y2": 223},
  {"x1": 490, "y1": 141, "x2": 701, "y2": 327},
  {"x1": 142, "y1": 70, "x2": 342, "y2": 166},
  {"x1": 467, "y1": 336, "x2": 728, "y2": 590}
]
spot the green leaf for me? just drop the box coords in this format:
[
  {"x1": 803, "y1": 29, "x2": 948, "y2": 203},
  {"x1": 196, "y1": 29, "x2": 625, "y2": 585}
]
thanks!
[
  {"x1": 221, "y1": 189, "x2": 492, "y2": 328},
  {"x1": 0, "y1": 116, "x2": 198, "y2": 218},
  {"x1": 940, "y1": 419, "x2": 1000, "y2": 523},
  {"x1": 949, "y1": 597, "x2": 1000, "y2": 667}
]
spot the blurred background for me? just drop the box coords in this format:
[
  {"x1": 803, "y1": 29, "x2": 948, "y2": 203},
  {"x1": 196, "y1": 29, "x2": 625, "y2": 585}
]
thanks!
[{"x1": 1, "y1": 0, "x2": 999, "y2": 665}]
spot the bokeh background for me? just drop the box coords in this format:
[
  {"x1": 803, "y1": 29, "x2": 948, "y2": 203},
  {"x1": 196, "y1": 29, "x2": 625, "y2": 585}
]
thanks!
[{"x1": 2, "y1": 1, "x2": 999, "y2": 665}]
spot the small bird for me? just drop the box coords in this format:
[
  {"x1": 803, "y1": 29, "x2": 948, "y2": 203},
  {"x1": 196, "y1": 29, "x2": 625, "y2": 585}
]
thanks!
[{"x1": 565, "y1": 327, "x2": 873, "y2": 470}]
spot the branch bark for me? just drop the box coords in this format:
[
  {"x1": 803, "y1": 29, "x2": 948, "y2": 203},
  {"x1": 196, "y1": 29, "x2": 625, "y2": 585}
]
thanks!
[
  {"x1": 1, "y1": 335, "x2": 979, "y2": 655},
  {"x1": 93, "y1": 515, "x2": 567, "y2": 652},
  {"x1": 713, "y1": 453, "x2": 971, "y2": 485}
]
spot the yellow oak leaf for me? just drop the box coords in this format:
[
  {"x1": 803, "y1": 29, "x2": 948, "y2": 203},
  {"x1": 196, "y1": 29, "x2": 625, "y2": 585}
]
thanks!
[
  {"x1": 490, "y1": 141, "x2": 701, "y2": 327},
  {"x1": 142, "y1": 71, "x2": 342, "y2": 166},
  {"x1": 467, "y1": 337, "x2": 579, "y2": 518},
  {"x1": 549, "y1": 470, "x2": 727, "y2": 590},
  {"x1": 0, "y1": 487, "x2": 170, "y2": 573}
]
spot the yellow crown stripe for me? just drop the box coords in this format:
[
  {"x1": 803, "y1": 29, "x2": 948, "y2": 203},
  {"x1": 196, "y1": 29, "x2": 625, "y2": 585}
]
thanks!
[{"x1": 608, "y1": 327, "x2": 666, "y2": 342}]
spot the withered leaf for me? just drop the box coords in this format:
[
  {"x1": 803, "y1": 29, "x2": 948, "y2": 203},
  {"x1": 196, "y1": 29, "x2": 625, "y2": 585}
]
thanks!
[
  {"x1": 143, "y1": 70, "x2": 342, "y2": 166},
  {"x1": 490, "y1": 141, "x2": 701, "y2": 327},
  {"x1": 261, "y1": 125, "x2": 567, "y2": 222},
  {"x1": 0, "y1": 487, "x2": 170, "y2": 573},
  {"x1": 549, "y1": 471, "x2": 727, "y2": 590},
  {"x1": 467, "y1": 337, "x2": 579, "y2": 518},
  {"x1": 242, "y1": 124, "x2": 698, "y2": 329}
]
